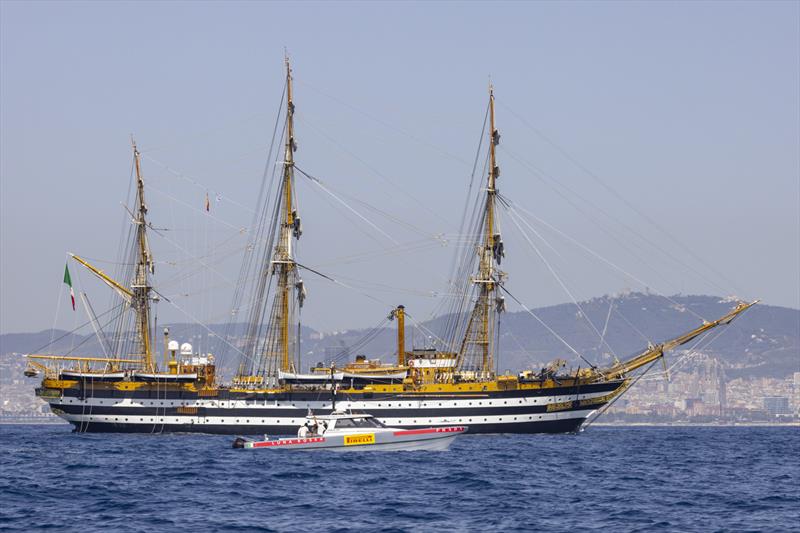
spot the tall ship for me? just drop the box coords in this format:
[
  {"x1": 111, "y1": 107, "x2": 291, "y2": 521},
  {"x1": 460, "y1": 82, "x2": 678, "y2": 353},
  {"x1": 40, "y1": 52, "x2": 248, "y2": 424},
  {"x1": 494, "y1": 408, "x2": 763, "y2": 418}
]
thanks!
[{"x1": 26, "y1": 60, "x2": 755, "y2": 434}]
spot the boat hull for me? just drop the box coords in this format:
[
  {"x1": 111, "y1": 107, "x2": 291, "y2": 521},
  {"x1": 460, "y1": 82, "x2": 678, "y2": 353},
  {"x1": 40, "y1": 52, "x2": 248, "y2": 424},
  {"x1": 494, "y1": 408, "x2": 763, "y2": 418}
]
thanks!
[
  {"x1": 242, "y1": 427, "x2": 465, "y2": 451},
  {"x1": 38, "y1": 379, "x2": 623, "y2": 435}
]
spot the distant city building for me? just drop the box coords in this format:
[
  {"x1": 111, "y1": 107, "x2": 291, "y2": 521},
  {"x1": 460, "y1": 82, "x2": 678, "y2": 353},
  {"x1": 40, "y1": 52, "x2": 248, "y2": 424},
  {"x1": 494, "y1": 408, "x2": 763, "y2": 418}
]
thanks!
[
  {"x1": 763, "y1": 396, "x2": 791, "y2": 417},
  {"x1": 793, "y1": 372, "x2": 800, "y2": 414}
]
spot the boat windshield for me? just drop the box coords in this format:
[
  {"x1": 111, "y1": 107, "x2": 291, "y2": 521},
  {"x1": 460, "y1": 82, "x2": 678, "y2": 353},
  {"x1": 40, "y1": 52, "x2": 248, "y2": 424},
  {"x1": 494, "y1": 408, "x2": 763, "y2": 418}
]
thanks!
[{"x1": 334, "y1": 417, "x2": 386, "y2": 428}]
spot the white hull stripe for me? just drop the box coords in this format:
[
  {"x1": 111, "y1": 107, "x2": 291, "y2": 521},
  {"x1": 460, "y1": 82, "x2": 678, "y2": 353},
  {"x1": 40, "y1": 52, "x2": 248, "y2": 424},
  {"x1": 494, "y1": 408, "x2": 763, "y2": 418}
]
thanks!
[
  {"x1": 46, "y1": 389, "x2": 613, "y2": 410},
  {"x1": 54, "y1": 409, "x2": 597, "y2": 427}
]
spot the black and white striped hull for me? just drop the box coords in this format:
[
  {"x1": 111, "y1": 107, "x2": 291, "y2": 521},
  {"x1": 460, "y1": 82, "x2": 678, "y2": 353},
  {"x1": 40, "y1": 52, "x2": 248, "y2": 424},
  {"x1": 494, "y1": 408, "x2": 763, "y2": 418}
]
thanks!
[{"x1": 39, "y1": 380, "x2": 624, "y2": 435}]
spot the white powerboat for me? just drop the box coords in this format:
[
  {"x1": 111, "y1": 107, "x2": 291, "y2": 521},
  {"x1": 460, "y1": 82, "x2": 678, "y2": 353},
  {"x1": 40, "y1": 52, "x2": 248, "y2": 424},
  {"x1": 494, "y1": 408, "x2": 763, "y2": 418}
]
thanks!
[{"x1": 233, "y1": 411, "x2": 466, "y2": 452}]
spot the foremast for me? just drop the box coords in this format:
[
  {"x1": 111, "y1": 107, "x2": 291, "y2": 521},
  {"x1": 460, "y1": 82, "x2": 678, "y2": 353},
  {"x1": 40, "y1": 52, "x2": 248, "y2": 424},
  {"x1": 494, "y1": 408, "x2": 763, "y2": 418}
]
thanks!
[{"x1": 456, "y1": 85, "x2": 505, "y2": 380}]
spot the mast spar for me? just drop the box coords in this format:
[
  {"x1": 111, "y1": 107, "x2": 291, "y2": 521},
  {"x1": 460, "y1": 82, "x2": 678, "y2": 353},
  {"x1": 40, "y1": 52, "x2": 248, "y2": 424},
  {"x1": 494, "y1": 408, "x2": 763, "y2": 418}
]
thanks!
[
  {"x1": 232, "y1": 57, "x2": 305, "y2": 384},
  {"x1": 456, "y1": 84, "x2": 505, "y2": 379},
  {"x1": 131, "y1": 139, "x2": 155, "y2": 371},
  {"x1": 277, "y1": 56, "x2": 300, "y2": 374}
]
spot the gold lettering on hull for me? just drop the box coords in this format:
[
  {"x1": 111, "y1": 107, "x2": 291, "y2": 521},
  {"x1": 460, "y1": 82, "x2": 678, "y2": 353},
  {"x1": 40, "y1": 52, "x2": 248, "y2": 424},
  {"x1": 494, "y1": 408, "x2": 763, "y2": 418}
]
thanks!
[{"x1": 547, "y1": 401, "x2": 574, "y2": 412}]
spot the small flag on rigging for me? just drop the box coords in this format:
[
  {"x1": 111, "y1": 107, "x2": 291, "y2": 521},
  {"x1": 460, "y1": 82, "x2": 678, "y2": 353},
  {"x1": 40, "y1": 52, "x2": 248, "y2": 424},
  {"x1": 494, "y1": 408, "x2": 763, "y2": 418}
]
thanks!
[
  {"x1": 205, "y1": 192, "x2": 211, "y2": 212},
  {"x1": 63, "y1": 263, "x2": 75, "y2": 311}
]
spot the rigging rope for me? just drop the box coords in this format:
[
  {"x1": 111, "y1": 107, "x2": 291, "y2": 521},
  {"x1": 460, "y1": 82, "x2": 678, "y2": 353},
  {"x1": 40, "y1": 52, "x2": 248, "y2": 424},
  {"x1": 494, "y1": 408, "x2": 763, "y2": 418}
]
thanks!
[
  {"x1": 498, "y1": 99, "x2": 747, "y2": 299},
  {"x1": 296, "y1": 79, "x2": 471, "y2": 167},
  {"x1": 29, "y1": 302, "x2": 128, "y2": 356},
  {"x1": 501, "y1": 193, "x2": 709, "y2": 323},
  {"x1": 294, "y1": 165, "x2": 398, "y2": 244},
  {"x1": 500, "y1": 145, "x2": 734, "y2": 311},
  {"x1": 499, "y1": 285, "x2": 596, "y2": 368},
  {"x1": 503, "y1": 202, "x2": 619, "y2": 361}
]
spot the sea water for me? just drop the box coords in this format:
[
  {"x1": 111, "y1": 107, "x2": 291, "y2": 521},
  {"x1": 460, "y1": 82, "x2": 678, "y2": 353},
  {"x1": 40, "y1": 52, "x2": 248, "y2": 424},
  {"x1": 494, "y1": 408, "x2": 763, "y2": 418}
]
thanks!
[{"x1": 0, "y1": 425, "x2": 797, "y2": 532}]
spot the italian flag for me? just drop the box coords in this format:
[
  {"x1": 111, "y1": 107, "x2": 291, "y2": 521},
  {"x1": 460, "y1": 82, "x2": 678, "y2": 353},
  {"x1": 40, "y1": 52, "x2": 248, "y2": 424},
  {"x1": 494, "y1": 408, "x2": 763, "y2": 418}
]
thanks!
[{"x1": 63, "y1": 263, "x2": 75, "y2": 311}]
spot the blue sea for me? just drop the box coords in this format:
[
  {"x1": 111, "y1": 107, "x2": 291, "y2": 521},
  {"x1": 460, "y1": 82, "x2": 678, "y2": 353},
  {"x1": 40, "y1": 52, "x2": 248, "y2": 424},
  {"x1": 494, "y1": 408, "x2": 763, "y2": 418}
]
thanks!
[{"x1": 1, "y1": 425, "x2": 797, "y2": 532}]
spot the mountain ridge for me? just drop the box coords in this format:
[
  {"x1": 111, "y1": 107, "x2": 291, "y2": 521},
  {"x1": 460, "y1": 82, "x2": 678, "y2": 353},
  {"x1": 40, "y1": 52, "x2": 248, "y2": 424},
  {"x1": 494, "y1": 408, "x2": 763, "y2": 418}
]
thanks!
[{"x1": 2, "y1": 293, "x2": 797, "y2": 379}]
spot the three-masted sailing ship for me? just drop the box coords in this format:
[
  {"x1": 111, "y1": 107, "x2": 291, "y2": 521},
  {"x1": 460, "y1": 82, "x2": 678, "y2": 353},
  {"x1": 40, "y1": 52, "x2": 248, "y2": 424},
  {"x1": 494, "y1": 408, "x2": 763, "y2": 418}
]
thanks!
[{"x1": 27, "y1": 60, "x2": 755, "y2": 434}]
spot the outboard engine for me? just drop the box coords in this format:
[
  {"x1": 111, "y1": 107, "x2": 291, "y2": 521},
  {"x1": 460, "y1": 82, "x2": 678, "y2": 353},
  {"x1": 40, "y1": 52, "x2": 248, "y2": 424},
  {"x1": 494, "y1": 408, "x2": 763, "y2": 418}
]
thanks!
[{"x1": 232, "y1": 437, "x2": 248, "y2": 449}]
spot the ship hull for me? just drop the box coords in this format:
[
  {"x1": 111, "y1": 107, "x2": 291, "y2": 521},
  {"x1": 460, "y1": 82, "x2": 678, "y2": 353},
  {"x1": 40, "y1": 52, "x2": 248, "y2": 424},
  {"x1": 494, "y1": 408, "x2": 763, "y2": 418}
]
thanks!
[
  {"x1": 59, "y1": 418, "x2": 586, "y2": 435},
  {"x1": 38, "y1": 380, "x2": 624, "y2": 435}
]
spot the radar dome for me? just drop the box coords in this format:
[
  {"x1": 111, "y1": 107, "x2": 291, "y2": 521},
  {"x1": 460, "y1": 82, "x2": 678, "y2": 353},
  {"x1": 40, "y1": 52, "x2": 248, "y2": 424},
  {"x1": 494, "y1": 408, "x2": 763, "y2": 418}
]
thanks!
[
  {"x1": 167, "y1": 340, "x2": 180, "y2": 351},
  {"x1": 180, "y1": 342, "x2": 193, "y2": 356}
]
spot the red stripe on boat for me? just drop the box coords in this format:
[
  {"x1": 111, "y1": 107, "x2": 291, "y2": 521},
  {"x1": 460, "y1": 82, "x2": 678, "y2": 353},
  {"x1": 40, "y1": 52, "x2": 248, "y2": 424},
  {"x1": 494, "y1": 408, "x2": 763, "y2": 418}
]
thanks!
[
  {"x1": 392, "y1": 426, "x2": 466, "y2": 436},
  {"x1": 251, "y1": 437, "x2": 326, "y2": 448}
]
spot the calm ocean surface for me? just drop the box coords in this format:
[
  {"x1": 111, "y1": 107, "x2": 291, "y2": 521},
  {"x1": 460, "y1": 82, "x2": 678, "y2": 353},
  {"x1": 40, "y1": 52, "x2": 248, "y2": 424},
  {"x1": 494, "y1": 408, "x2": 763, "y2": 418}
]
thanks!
[{"x1": 0, "y1": 424, "x2": 797, "y2": 532}]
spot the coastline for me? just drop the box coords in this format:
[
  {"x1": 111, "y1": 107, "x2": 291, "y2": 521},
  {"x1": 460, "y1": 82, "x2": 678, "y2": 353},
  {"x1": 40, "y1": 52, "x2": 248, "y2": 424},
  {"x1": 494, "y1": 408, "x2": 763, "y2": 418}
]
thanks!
[
  {"x1": 0, "y1": 419, "x2": 797, "y2": 428},
  {"x1": 590, "y1": 421, "x2": 799, "y2": 427}
]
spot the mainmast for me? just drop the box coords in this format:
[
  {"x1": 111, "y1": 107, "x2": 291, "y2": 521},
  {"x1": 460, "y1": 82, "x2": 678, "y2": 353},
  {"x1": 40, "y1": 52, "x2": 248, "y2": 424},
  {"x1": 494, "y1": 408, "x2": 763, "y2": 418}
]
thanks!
[
  {"x1": 131, "y1": 140, "x2": 154, "y2": 370},
  {"x1": 482, "y1": 85, "x2": 500, "y2": 374},
  {"x1": 275, "y1": 57, "x2": 300, "y2": 373},
  {"x1": 457, "y1": 85, "x2": 505, "y2": 379},
  {"x1": 232, "y1": 58, "x2": 305, "y2": 384}
]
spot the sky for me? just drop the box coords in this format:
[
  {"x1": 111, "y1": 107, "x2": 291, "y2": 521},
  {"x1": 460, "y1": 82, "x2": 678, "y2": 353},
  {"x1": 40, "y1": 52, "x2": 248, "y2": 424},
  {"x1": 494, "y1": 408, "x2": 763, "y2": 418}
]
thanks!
[{"x1": 1, "y1": 0, "x2": 798, "y2": 336}]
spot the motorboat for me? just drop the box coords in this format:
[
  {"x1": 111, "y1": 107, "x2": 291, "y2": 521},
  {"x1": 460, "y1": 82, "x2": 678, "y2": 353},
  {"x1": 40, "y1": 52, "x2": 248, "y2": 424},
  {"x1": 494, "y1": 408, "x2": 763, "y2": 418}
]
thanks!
[{"x1": 232, "y1": 411, "x2": 466, "y2": 451}]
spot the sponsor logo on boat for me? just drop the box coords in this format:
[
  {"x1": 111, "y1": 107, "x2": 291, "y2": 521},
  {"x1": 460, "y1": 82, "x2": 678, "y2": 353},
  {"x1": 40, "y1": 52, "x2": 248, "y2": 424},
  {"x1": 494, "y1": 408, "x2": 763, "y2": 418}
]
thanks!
[{"x1": 344, "y1": 433, "x2": 375, "y2": 446}]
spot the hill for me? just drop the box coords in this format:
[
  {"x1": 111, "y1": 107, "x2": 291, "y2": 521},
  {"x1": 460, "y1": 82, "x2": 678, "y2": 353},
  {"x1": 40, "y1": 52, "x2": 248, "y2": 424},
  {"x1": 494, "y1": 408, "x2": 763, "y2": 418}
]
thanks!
[{"x1": 2, "y1": 293, "x2": 797, "y2": 380}]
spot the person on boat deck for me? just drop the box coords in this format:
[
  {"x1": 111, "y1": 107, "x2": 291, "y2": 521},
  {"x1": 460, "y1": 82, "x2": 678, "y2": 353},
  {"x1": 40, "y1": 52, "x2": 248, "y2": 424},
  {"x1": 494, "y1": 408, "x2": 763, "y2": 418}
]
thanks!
[{"x1": 298, "y1": 422, "x2": 311, "y2": 438}]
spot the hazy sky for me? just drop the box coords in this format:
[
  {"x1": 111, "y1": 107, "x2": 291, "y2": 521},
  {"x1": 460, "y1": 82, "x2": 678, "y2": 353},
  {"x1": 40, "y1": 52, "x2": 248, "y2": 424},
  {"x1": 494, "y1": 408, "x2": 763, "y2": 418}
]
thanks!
[{"x1": 1, "y1": 1, "x2": 798, "y2": 336}]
